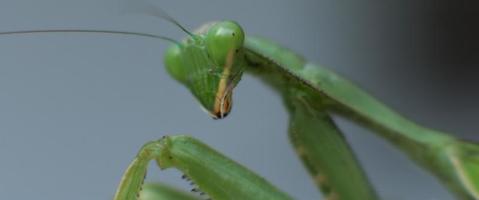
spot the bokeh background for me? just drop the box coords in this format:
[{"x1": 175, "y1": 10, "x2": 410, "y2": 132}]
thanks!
[{"x1": 0, "y1": 0, "x2": 478, "y2": 199}]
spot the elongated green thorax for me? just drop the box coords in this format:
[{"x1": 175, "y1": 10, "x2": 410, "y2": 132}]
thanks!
[{"x1": 164, "y1": 21, "x2": 245, "y2": 119}]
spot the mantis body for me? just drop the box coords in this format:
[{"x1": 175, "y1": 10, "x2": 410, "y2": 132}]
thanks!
[
  {"x1": 114, "y1": 20, "x2": 479, "y2": 199},
  {"x1": 1, "y1": 13, "x2": 478, "y2": 200}
]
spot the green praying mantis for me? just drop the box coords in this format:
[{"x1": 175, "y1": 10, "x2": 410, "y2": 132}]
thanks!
[
  {"x1": 1, "y1": 5, "x2": 478, "y2": 200},
  {"x1": 112, "y1": 21, "x2": 479, "y2": 200}
]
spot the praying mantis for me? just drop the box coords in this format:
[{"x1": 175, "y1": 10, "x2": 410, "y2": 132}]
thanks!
[
  {"x1": 112, "y1": 21, "x2": 479, "y2": 199},
  {"x1": 1, "y1": 2, "x2": 478, "y2": 200}
]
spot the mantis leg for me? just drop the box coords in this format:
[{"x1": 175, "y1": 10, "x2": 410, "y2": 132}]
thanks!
[
  {"x1": 138, "y1": 183, "x2": 200, "y2": 200},
  {"x1": 287, "y1": 92, "x2": 379, "y2": 200},
  {"x1": 113, "y1": 135, "x2": 292, "y2": 200}
]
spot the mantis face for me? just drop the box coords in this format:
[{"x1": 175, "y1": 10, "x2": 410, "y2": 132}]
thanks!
[{"x1": 164, "y1": 21, "x2": 245, "y2": 119}]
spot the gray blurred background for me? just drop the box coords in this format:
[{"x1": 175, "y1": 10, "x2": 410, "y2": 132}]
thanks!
[{"x1": 0, "y1": 0, "x2": 478, "y2": 199}]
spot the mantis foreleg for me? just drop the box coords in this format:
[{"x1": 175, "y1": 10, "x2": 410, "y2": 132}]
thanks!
[
  {"x1": 114, "y1": 135, "x2": 292, "y2": 200},
  {"x1": 138, "y1": 183, "x2": 200, "y2": 200}
]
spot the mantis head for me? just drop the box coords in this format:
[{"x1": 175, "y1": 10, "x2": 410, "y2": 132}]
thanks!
[
  {"x1": 0, "y1": 19, "x2": 245, "y2": 120},
  {"x1": 164, "y1": 21, "x2": 245, "y2": 119}
]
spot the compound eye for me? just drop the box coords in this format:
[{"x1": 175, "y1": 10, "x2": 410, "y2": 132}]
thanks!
[
  {"x1": 205, "y1": 21, "x2": 245, "y2": 66},
  {"x1": 164, "y1": 44, "x2": 187, "y2": 83}
]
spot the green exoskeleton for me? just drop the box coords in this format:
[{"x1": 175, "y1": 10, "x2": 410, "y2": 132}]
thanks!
[
  {"x1": 115, "y1": 20, "x2": 479, "y2": 199},
  {"x1": 1, "y1": 18, "x2": 478, "y2": 200},
  {"x1": 119, "y1": 21, "x2": 479, "y2": 199}
]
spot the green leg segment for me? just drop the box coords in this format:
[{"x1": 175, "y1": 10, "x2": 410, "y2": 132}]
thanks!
[
  {"x1": 139, "y1": 183, "x2": 200, "y2": 200},
  {"x1": 113, "y1": 135, "x2": 292, "y2": 200},
  {"x1": 287, "y1": 93, "x2": 379, "y2": 200}
]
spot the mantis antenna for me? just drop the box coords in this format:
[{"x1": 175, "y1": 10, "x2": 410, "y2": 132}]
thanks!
[
  {"x1": 0, "y1": 29, "x2": 181, "y2": 45},
  {"x1": 0, "y1": 1, "x2": 194, "y2": 44},
  {"x1": 120, "y1": 0, "x2": 194, "y2": 37}
]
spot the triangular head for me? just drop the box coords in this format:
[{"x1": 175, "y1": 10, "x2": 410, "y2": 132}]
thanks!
[{"x1": 164, "y1": 21, "x2": 245, "y2": 119}]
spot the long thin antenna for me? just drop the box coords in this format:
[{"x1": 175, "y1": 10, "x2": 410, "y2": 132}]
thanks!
[
  {"x1": 0, "y1": 29, "x2": 180, "y2": 45},
  {"x1": 121, "y1": 0, "x2": 194, "y2": 37}
]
